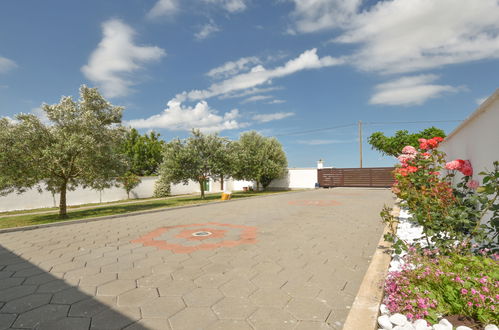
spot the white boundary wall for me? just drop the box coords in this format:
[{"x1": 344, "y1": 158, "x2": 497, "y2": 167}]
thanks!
[
  {"x1": 439, "y1": 89, "x2": 499, "y2": 184},
  {"x1": 0, "y1": 168, "x2": 318, "y2": 212},
  {"x1": 267, "y1": 168, "x2": 318, "y2": 189}
]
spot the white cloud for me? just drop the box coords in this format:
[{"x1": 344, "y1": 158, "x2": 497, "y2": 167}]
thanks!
[
  {"x1": 241, "y1": 95, "x2": 273, "y2": 104},
  {"x1": 252, "y1": 112, "x2": 294, "y2": 123},
  {"x1": 0, "y1": 56, "x2": 17, "y2": 73},
  {"x1": 297, "y1": 139, "x2": 357, "y2": 145},
  {"x1": 288, "y1": 0, "x2": 361, "y2": 33},
  {"x1": 267, "y1": 99, "x2": 286, "y2": 104},
  {"x1": 147, "y1": 0, "x2": 179, "y2": 19},
  {"x1": 127, "y1": 99, "x2": 244, "y2": 132},
  {"x1": 81, "y1": 19, "x2": 166, "y2": 98},
  {"x1": 178, "y1": 48, "x2": 343, "y2": 101},
  {"x1": 203, "y1": 0, "x2": 247, "y2": 13},
  {"x1": 206, "y1": 56, "x2": 261, "y2": 79},
  {"x1": 219, "y1": 86, "x2": 283, "y2": 100},
  {"x1": 369, "y1": 74, "x2": 462, "y2": 106},
  {"x1": 333, "y1": 0, "x2": 499, "y2": 74},
  {"x1": 195, "y1": 21, "x2": 221, "y2": 40}
]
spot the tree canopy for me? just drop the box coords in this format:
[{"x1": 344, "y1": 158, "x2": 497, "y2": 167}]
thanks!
[
  {"x1": 368, "y1": 126, "x2": 446, "y2": 157},
  {"x1": 158, "y1": 129, "x2": 230, "y2": 199},
  {"x1": 0, "y1": 85, "x2": 127, "y2": 217},
  {"x1": 121, "y1": 128, "x2": 164, "y2": 176},
  {"x1": 232, "y1": 131, "x2": 288, "y2": 189}
]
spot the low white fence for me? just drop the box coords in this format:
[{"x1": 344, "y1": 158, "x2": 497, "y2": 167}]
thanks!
[{"x1": 0, "y1": 168, "x2": 318, "y2": 212}]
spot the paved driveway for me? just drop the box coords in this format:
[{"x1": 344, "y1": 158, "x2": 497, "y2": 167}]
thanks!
[{"x1": 0, "y1": 188, "x2": 393, "y2": 330}]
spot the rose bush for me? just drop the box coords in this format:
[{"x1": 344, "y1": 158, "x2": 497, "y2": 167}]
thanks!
[{"x1": 384, "y1": 137, "x2": 499, "y2": 254}]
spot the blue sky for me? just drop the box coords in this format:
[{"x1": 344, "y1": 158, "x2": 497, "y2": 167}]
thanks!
[{"x1": 1, "y1": 0, "x2": 498, "y2": 167}]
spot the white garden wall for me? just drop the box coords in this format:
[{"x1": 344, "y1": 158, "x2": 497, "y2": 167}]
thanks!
[
  {"x1": 0, "y1": 168, "x2": 318, "y2": 212},
  {"x1": 268, "y1": 168, "x2": 318, "y2": 189},
  {"x1": 439, "y1": 89, "x2": 499, "y2": 184}
]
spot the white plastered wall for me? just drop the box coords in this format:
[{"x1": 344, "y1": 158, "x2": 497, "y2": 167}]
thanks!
[{"x1": 439, "y1": 89, "x2": 499, "y2": 184}]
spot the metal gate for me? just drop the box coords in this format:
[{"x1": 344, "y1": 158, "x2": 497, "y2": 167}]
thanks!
[{"x1": 318, "y1": 167, "x2": 395, "y2": 188}]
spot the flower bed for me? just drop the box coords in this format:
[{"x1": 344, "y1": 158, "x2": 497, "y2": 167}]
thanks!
[{"x1": 378, "y1": 137, "x2": 499, "y2": 329}]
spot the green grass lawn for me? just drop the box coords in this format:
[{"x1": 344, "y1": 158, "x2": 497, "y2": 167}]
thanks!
[{"x1": 0, "y1": 190, "x2": 289, "y2": 229}]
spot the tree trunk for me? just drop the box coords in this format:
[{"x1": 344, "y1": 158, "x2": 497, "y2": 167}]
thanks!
[
  {"x1": 199, "y1": 180, "x2": 205, "y2": 199},
  {"x1": 220, "y1": 175, "x2": 224, "y2": 191},
  {"x1": 59, "y1": 181, "x2": 68, "y2": 218},
  {"x1": 256, "y1": 181, "x2": 260, "y2": 191}
]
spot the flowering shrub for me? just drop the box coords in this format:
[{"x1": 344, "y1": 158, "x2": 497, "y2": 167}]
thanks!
[
  {"x1": 384, "y1": 248, "x2": 499, "y2": 324},
  {"x1": 384, "y1": 136, "x2": 499, "y2": 253}
]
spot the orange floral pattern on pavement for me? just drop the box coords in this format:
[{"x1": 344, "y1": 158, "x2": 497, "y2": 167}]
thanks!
[
  {"x1": 288, "y1": 200, "x2": 342, "y2": 206},
  {"x1": 175, "y1": 228, "x2": 227, "y2": 241},
  {"x1": 131, "y1": 222, "x2": 257, "y2": 254}
]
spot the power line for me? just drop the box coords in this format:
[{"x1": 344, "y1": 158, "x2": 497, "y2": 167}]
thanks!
[
  {"x1": 274, "y1": 123, "x2": 357, "y2": 137},
  {"x1": 364, "y1": 119, "x2": 463, "y2": 126},
  {"x1": 273, "y1": 119, "x2": 463, "y2": 137}
]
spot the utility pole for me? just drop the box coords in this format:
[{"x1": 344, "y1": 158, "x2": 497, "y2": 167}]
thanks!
[{"x1": 358, "y1": 120, "x2": 363, "y2": 168}]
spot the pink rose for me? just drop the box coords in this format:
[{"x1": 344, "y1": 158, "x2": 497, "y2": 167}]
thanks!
[
  {"x1": 460, "y1": 160, "x2": 473, "y2": 176},
  {"x1": 466, "y1": 179, "x2": 479, "y2": 190},
  {"x1": 402, "y1": 146, "x2": 417, "y2": 155},
  {"x1": 445, "y1": 159, "x2": 464, "y2": 170}
]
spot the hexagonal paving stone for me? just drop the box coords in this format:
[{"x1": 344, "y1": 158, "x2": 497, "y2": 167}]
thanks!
[
  {"x1": 0, "y1": 277, "x2": 24, "y2": 290},
  {"x1": 206, "y1": 319, "x2": 253, "y2": 330},
  {"x1": 286, "y1": 298, "x2": 332, "y2": 321},
  {"x1": 63, "y1": 267, "x2": 101, "y2": 280},
  {"x1": 249, "y1": 288, "x2": 291, "y2": 307},
  {"x1": 90, "y1": 306, "x2": 140, "y2": 330},
  {"x1": 212, "y1": 297, "x2": 257, "y2": 320},
  {"x1": 1, "y1": 293, "x2": 52, "y2": 313},
  {"x1": 295, "y1": 321, "x2": 333, "y2": 329},
  {"x1": 219, "y1": 279, "x2": 257, "y2": 298},
  {"x1": 140, "y1": 296, "x2": 185, "y2": 318},
  {"x1": 97, "y1": 280, "x2": 136, "y2": 296},
  {"x1": 79, "y1": 272, "x2": 117, "y2": 287},
  {"x1": 253, "y1": 261, "x2": 283, "y2": 273},
  {"x1": 52, "y1": 287, "x2": 90, "y2": 304},
  {"x1": 0, "y1": 285, "x2": 37, "y2": 302},
  {"x1": 37, "y1": 279, "x2": 69, "y2": 293},
  {"x1": 137, "y1": 274, "x2": 172, "y2": 288},
  {"x1": 168, "y1": 307, "x2": 217, "y2": 330},
  {"x1": 171, "y1": 267, "x2": 204, "y2": 281},
  {"x1": 117, "y1": 287, "x2": 158, "y2": 307},
  {"x1": 281, "y1": 281, "x2": 322, "y2": 299},
  {"x1": 158, "y1": 280, "x2": 195, "y2": 297},
  {"x1": 123, "y1": 318, "x2": 171, "y2": 330},
  {"x1": 194, "y1": 273, "x2": 230, "y2": 288},
  {"x1": 12, "y1": 304, "x2": 69, "y2": 328},
  {"x1": 182, "y1": 288, "x2": 223, "y2": 307},
  {"x1": 36, "y1": 316, "x2": 91, "y2": 330},
  {"x1": 118, "y1": 267, "x2": 152, "y2": 280},
  {"x1": 50, "y1": 261, "x2": 85, "y2": 273},
  {"x1": 251, "y1": 273, "x2": 288, "y2": 289},
  {"x1": 201, "y1": 263, "x2": 232, "y2": 274},
  {"x1": 248, "y1": 307, "x2": 298, "y2": 329},
  {"x1": 0, "y1": 314, "x2": 16, "y2": 330},
  {"x1": 68, "y1": 298, "x2": 111, "y2": 317}
]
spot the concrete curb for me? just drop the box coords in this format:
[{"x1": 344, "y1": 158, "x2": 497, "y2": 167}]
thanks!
[
  {"x1": 342, "y1": 202, "x2": 400, "y2": 330},
  {"x1": 0, "y1": 189, "x2": 309, "y2": 234}
]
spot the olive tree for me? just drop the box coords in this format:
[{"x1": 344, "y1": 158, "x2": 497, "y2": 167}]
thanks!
[
  {"x1": 158, "y1": 129, "x2": 230, "y2": 199},
  {"x1": 232, "y1": 131, "x2": 288, "y2": 190},
  {"x1": 0, "y1": 85, "x2": 127, "y2": 217}
]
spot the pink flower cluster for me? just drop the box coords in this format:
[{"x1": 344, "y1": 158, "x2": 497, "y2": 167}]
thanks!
[
  {"x1": 383, "y1": 250, "x2": 499, "y2": 323},
  {"x1": 418, "y1": 137, "x2": 444, "y2": 150},
  {"x1": 444, "y1": 159, "x2": 473, "y2": 176}
]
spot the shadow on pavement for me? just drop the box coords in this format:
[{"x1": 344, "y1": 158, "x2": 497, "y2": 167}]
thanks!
[{"x1": 0, "y1": 244, "x2": 148, "y2": 330}]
